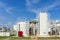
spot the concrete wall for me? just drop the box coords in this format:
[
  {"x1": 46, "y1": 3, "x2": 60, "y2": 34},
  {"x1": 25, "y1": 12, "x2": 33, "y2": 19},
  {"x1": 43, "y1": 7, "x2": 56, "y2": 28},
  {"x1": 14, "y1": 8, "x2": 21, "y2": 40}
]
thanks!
[{"x1": 0, "y1": 32, "x2": 10, "y2": 36}]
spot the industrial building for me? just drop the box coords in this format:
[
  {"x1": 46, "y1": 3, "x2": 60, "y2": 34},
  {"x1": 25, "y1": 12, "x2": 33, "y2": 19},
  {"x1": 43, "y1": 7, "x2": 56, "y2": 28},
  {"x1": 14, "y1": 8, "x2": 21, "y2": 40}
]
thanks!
[
  {"x1": 13, "y1": 12, "x2": 60, "y2": 37},
  {"x1": 13, "y1": 12, "x2": 50, "y2": 37}
]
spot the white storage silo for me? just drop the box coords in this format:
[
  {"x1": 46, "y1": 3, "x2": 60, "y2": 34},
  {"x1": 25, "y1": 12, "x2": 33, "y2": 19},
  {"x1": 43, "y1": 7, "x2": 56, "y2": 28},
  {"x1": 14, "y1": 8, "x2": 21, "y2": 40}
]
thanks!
[
  {"x1": 13, "y1": 25, "x2": 18, "y2": 31},
  {"x1": 17, "y1": 22, "x2": 27, "y2": 37},
  {"x1": 39, "y1": 12, "x2": 48, "y2": 36}
]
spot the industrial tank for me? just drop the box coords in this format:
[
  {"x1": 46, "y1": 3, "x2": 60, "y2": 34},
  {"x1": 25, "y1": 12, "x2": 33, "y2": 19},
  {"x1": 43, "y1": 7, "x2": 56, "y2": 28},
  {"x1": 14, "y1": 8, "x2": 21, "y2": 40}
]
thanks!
[{"x1": 38, "y1": 12, "x2": 48, "y2": 36}]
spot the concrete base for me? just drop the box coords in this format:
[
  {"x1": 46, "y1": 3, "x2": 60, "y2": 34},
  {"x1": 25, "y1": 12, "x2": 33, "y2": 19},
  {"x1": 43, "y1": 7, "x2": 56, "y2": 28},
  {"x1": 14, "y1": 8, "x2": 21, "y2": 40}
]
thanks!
[
  {"x1": 16, "y1": 35, "x2": 60, "y2": 37},
  {"x1": 23, "y1": 35, "x2": 29, "y2": 37},
  {"x1": 38, "y1": 35, "x2": 60, "y2": 37}
]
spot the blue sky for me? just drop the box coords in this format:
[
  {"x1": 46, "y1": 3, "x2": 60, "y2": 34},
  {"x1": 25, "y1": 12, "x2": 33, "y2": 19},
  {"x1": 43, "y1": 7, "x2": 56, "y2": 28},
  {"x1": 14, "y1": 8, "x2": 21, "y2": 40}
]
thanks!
[{"x1": 0, "y1": 0, "x2": 60, "y2": 27}]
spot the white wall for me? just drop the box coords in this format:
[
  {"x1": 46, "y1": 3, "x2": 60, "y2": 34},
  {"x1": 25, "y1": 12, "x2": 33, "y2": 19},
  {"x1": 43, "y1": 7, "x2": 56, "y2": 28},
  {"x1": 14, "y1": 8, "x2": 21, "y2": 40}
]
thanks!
[
  {"x1": 39, "y1": 13, "x2": 48, "y2": 35},
  {"x1": 0, "y1": 32, "x2": 10, "y2": 36}
]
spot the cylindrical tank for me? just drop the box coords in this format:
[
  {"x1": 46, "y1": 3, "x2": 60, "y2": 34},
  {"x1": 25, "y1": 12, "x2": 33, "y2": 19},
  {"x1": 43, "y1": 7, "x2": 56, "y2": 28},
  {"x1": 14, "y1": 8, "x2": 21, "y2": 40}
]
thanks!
[
  {"x1": 17, "y1": 22, "x2": 27, "y2": 37},
  {"x1": 38, "y1": 12, "x2": 48, "y2": 35}
]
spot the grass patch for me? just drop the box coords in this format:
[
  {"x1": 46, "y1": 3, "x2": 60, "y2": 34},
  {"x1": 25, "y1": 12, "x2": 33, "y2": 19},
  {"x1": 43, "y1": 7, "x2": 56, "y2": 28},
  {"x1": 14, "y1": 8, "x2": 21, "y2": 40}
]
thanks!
[
  {"x1": 9, "y1": 37, "x2": 31, "y2": 40},
  {"x1": 0, "y1": 36, "x2": 60, "y2": 40},
  {"x1": 0, "y1": 36, "x2": 9, "y2": 39},
  {"x1": 10, "y1": 36, "x2": 31, "y2": 39}
]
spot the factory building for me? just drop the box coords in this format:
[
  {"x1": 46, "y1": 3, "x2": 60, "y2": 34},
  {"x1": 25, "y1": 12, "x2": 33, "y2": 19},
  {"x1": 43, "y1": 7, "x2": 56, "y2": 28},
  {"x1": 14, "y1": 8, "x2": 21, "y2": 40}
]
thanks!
[{"x1": 13, "y1": 12, "x2": 49, "y2": 37}]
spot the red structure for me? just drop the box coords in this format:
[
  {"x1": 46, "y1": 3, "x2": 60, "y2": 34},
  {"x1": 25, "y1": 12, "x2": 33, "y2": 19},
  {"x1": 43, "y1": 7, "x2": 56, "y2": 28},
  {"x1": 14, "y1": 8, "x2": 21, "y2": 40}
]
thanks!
[{"x1": 18, "y1": 31, "x2": 23, "y2": 37}]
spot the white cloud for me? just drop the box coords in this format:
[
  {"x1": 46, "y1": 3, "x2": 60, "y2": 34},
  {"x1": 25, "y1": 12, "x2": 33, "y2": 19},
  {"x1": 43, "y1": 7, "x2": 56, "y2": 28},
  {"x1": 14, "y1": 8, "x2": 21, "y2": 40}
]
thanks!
[
  {"x1": 0, "y1": 2, "x2": 15, "y2": 14},
  {"x1": 0, "y1": 2, "x2": 16, "y2": 24},
  {"x1": 0, "y1": 2, "x2": 16, "y2": 17},
  {"x1": 17, "y1": 16, "x2": 27, "y2": 22},
  {"x1": 0, "y1": 2, "x2": 6, "y2": 7},
  {"x1": 25, "y1": 0, "x2": 31, "y2": 6},
  {"x1": 44, "y1": 0, "x2": 60, "y2": 11},
  {"x1": 25, "y1": 0, "x2": 39, "y2": 7},
  {"x1": 25, "y1": 0, "x2": 41, "y2": 14},
  {"x1": 26, "y1": 0, "x2": 60, "y2": 14},
  {"x1": 2, "y1": 21, "x2": 14, "y2": 28},
  {"x1": 0, "y1": 15, "x2": 6, "y2": 20},
  {"x1": 31, "y1": 0, "x2": 39, "y2": 4},
  {"x1": 5, "y1": 7, "x2": 13, "y2": 14},
  {"x1": 0, "y1": 12, "x2": 8, "y2": 21},
  {"x1": 0, "y1": 2, "x2": 15, "y2": 27},
  {"x1": 28, "y1": 9, "x2": 41, "y2": 14}
]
